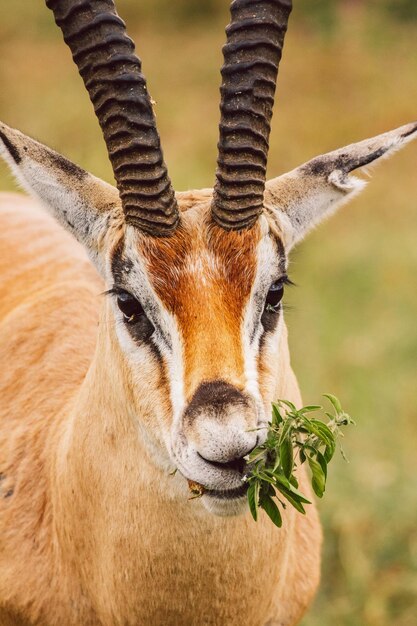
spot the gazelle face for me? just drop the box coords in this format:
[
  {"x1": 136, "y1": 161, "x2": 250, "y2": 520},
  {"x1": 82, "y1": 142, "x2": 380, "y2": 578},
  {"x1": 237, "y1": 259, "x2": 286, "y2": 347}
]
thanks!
[
  {"x1": 106, "y1": 196, "x2": 288, "y2": 515},
  {"x1": 1, "y1": 0, "x2": 415, "y2": 520}
]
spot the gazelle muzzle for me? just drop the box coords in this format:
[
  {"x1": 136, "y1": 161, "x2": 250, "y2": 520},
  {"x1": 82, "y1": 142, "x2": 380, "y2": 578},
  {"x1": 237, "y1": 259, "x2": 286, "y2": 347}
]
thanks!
[{"x1": 183, "y1": 380, "x2": 258, "y2": 467}]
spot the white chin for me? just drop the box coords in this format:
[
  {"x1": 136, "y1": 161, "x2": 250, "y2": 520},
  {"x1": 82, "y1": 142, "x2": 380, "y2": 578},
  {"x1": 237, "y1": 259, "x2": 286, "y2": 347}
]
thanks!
[{"x1": 201, "y1": 493, "x2": 249, "y2": 517}]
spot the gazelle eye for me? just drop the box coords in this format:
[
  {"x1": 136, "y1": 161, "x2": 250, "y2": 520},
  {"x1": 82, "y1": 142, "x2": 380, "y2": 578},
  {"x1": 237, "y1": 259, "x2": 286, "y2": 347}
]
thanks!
[
  {"x1": 264, "y1": 279, "x2": 285, "y2": 313},
  {"x1": 116, "y1": 292, "x2": 144, "y2": 323}
]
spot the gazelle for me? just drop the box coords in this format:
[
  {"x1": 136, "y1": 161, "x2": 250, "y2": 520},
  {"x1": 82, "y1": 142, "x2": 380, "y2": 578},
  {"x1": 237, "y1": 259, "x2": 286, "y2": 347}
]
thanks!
[{"x1": 0, "y1": 0, "x2": 415, "y2": 624}]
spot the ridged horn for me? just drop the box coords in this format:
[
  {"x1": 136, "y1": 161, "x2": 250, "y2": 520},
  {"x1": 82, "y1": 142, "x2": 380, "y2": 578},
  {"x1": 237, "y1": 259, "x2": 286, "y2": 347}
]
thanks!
[
  {"x1": 212, "y1": 0, "x2": 292, "y2": 230},
  {"x1": 46, "y1": 0, "x2": 179, "y2": 236}
]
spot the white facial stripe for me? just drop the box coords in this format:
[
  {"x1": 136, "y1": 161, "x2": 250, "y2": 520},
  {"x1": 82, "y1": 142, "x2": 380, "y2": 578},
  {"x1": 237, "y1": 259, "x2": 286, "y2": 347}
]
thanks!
[
  {"x1": 107, "y1": 227, "x2": 187, "y2": 459},
  {"x1": 241, "y1": 228, "x2": 285, "y2": 418}
]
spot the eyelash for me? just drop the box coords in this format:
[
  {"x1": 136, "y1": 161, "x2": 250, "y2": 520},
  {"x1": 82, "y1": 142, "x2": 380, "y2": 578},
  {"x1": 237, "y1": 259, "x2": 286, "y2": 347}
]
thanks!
[
  {"x1": 103, "y1": 287, "x2": 126, "y2": 297},
  {"x1": 282, "y1": 275, "x2": 294, "y2": 287},
  {"x1": 264, "y1": 274, "x2": 293, "y2": 312}
]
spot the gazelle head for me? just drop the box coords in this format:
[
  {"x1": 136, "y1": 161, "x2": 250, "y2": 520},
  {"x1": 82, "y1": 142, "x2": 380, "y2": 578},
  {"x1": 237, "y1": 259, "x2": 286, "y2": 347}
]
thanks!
[{"x1": 0, "y1": 0, "x2": 415, "y2": 516}]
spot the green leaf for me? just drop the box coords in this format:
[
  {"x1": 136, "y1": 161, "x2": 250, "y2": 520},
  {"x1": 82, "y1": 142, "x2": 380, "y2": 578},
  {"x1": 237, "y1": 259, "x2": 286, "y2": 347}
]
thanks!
[
  {"x1": 274, "y1": 475, "x2": 311, "y2": 503},
  {"x1": 273, "y1": 472, "x2": 291, "y2": 490},
  {"x1": 310, "y1": 419, "x2": 334, "y2": 440},
  {"x1": 299, "y1": 405, "x2": 322, "y2": 413},
  {"x1": 260, "y1": 494, "x2": 282, "y2": 527},
  {"x1": 271, "y1": 402, "x2": 283, "y2": 426},
  {"x1": 247, "y1": 481, "x2": 260, "y2": 521},
  {"x1": 265, "y1": 482, "x2": 276, "y2": 498},
  {"x1": 255, "y1": 470, "x2": 280, "y2": 487},
  {"x1": 323, "y1": 393, "x2": 342, "y2": 414},
  {"x1": 275, "y1": 484, "x2": 307, "y2": 514},
  {"x1": 289, "y1": 474, "x2": 299, "y2": 489},
  {"x1": 278, "y1": 419, "x2": 293, "y2": 446},
  {"x1": 247, "y1": 448, "x2": 267, "y2": 464},
  {"x1": 278, "y1": 399, "x2": 297, "y2": 412},
  {"x1": 306, "y1": 419, "x2": 334, "y2": 447},
  {"x1": 316, "y1": 450, "x2": 328, "y2": 479},
  {"x1": 246, "y1": 426, "x2": 268, "y2": 432},
  {"x1": 279, "y1": 437, "x2": 294, "y2": 478},
  {"x1": 324, "y1": 439, "x2": 336, "y2": 462},
  {"x1": 308, "y1": 454, "x2": 326, "y2": 498}
]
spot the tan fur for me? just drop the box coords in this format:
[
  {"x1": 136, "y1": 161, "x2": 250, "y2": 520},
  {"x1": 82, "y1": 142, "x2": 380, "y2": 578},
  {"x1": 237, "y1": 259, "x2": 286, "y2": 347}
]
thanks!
[{"x1": 0, "y1": 190, "x2": 321, "y2": 626}]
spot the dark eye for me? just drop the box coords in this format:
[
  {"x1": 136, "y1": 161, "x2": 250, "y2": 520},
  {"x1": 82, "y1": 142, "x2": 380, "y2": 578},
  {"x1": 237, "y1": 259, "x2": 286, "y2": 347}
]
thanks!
[
  {"x1": 116, "y1": 291, "x2": 144, "y2": 323},
  {"x1": 264, "y1": 279, "x2": 285, "y2": 313}
]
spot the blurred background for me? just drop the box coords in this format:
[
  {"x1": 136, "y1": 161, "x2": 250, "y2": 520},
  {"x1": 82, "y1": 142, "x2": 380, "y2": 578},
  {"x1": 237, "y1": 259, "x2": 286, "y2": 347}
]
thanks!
[{"x1": 0, "y1": 1, "x2": 416, "y2": 624}]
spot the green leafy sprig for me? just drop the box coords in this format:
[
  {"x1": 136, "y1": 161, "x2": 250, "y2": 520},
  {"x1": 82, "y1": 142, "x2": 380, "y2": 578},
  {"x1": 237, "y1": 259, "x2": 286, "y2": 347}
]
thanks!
[{"x1": 245, "y1": 394, "x2": 354, "y2": 528}]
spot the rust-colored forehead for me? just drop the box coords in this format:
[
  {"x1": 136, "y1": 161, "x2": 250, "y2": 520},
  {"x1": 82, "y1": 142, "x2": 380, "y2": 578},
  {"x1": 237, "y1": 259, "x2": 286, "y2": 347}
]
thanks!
[
  {"x1": 139, "y1": 218, "x2": 262, "y2": 395},
  {"x1": 139, "y1": 219, "x2": 261, "y2": 315}
]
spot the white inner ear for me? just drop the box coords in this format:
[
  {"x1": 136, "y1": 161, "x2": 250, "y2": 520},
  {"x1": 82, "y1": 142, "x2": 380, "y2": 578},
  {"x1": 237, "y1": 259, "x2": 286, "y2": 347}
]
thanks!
[
  {"x1": 284, "y1": 181, "x2": 364, "y2": 251},
  {"x1": 19, "y1": 160, "x2": 113, "y2": 271},
  {"x1": 265, "y1": 170, "x2": 367, "y2": 251},
  {"x1": 328, "y1": 169, "x2": 367, "y2": 193}
]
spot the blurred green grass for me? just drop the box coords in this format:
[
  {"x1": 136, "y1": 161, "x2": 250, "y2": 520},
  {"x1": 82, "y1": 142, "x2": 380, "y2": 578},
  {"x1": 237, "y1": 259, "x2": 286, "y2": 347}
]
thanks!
[{"x1": 0, "y1": 2, "x2": 416, "y2": 625}]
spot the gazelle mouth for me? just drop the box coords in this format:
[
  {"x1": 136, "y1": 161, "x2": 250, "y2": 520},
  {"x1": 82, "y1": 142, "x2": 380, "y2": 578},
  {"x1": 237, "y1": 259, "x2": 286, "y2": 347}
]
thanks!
[
  {"x1": 202, "y1": 456, "x2": 247, "y2": 474},
  {"x1": 204, "y1": 483, "x2": 248, "y2": 500}
]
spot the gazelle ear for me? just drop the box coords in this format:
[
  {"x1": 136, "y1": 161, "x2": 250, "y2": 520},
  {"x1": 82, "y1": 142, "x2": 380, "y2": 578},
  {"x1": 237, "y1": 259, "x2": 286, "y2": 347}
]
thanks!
[
  {"x1": 0, "y1": 122, "x2": 122, "y2": 271},
  {"x1": 264, "y1": 122, "x2": 417, "y2": 250}
]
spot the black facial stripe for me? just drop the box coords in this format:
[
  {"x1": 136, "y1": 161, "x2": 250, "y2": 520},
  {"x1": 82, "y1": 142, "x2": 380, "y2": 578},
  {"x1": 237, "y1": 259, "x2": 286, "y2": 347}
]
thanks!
[
  {"x1": 124, "y1": 320, "x2": 164, "y2": 368},
  {"x1": 111, "y1": 239, "x2": 172, "y2": 352},
  {"x1": 123, "y1": 314, "x2": 155, "y2": 344},
  {"x1": 112, "y1": 290, "x2": 172, "y2": 352},
  {"x1": 260, "y1": 304, "x2": 282, "y2": 335},
  {"x1": 249, "y1": 233, "x2": 286, "y2": 344},
  {"x1": 147, "y1": 336, "x2": 163, "y2": 367},
  {"x1": 125, "y1": 321, "x2": 168, "y2": 391},
  {"x1": 111, "y1": 238, "x2": 133, "y2": 284},
  {"x1": 258, "y1": 325, "x2": 270, "y2": 359},
  {"x1": 250, "y1": 292, "x2": 282, "y2": 344},
  {"x1": 138, "y1": 298, "x2": 172, "y2": 352}
]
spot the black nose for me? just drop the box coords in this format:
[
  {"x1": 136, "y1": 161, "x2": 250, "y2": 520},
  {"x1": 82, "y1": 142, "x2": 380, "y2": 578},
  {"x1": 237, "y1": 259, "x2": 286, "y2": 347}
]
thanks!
[{"x1": 185, "y1": 380, "x2": 249, "y2": 420}]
